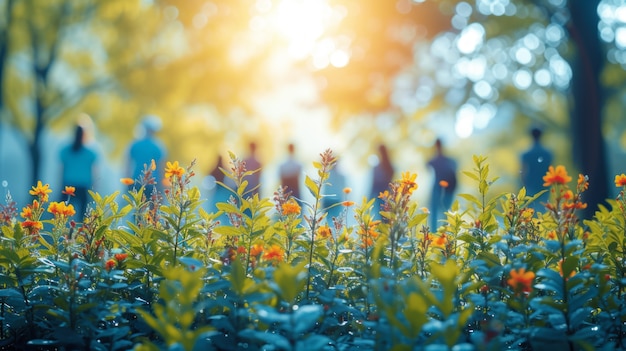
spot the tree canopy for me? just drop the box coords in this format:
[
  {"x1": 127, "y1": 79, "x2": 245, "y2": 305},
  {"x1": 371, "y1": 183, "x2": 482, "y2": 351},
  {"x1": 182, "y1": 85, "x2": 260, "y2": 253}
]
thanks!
[{"x1": 1, "y1": 0, "x2": 624, "y2": 215}]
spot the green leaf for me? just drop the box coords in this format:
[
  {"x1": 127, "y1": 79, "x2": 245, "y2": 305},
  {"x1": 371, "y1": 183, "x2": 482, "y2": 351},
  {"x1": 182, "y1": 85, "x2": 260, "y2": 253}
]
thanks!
[
  {"x1": 293, "y1": 304, "x2": 323, "y2": 334},
  {"x1": 274, "y1": 261, "x2": 307, "y2": 304},
  {"x1": 228, "y1": 258, "x2": 248, "y2": 297},
  {"x1": 239, "y1": 329, "x2": 291, "y2": 351},
  {"x1": 305, "y1": 175, "x2": 319, "y2": 198}
]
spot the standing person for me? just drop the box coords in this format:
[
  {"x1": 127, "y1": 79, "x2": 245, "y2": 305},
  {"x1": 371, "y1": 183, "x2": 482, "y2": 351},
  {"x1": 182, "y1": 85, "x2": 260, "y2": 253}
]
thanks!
[
  {"x1": 279, "y1": 143, "x2": 303, "y2": 201},
  {"x1": 127, "y1": 115, "x2": 167, "y2": 193},
  {"x1": 427, "y1": 138, "x2": 457, "y2": 230},
  {"x1": 243, "y1": 142, "x2": 262, "y2": 197},
  {"x1": 205, "y1": 154, "x2": 233, "y2": 224},
  {"x1": 370, "y1": 144, "x2": 394, "y2": 218},
  {"x1": 59, "y1": 123, "x2": 99, "y2": 221},
  {"x1": 520, "y1": 127, "x2": 553, "y2": 210},
  {"x1": 323, "y1": 162, "x2": 347, "y2": 221}
]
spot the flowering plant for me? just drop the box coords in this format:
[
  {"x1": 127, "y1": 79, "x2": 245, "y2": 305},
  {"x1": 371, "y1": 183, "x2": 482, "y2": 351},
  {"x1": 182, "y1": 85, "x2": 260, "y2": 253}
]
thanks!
[{"x1": 0, "y1": 151, "x2": 625, "y2": 350}]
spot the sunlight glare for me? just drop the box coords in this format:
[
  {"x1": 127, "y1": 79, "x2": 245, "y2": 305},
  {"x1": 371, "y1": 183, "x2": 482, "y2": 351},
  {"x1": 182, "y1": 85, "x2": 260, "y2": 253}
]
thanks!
[{"x1": 268, "y1": 0, "x2": 333, "y2": 59}]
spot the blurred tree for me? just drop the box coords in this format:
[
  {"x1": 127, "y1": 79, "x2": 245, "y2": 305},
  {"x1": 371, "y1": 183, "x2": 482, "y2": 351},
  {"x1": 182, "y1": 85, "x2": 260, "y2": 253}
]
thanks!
[
  {"x1": 0, "y1": 0, "x2": 279, "y2": 189},
  {"x1": 310, "y1": 0, "x2": 613, "y2": 217}
]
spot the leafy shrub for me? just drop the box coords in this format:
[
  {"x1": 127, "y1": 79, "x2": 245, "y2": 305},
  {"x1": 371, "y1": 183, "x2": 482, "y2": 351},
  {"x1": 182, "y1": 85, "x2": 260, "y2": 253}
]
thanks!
[{"x1": 1, "y1": 151, "x2": 626, "y2": 350}]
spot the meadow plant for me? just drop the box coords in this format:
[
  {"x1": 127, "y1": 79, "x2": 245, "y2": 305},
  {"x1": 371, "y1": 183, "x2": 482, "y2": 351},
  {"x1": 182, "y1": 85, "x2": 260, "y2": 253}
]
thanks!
[{"x1": 1, "y1": 151, "x2": 626, "y2": 350}]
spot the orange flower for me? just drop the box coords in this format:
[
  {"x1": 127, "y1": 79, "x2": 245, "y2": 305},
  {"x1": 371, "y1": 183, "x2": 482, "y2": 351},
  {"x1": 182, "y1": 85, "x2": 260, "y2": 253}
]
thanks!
[
  {"x1": 114, "y1": 253, "x2": 128, "y2": 262},
  {"x1": 20, "y1": 205, "x2": 34, "y2": 220},
  {"x1": 507, "y1": 268, "x2": 535, "y2": 294},
  {"x1": 563, "y1": 190, "x2": 574, "y2": 200},
  {"x1": 543, "y1": 165, "x2": 571, "y2": 186},
  {"x1": 164, "y1": 161, "x2": 185, "y2": 179},
  {"x1": 615, "y1": 174, "x2": 626, "y2": 187},
  {"x1": 342, "y1": 200, "x2": 355, "y2": 207},
  {"x1": 120, "y1": 178, "x2": 135, "y2": 186},
  {"x1": 360, "y1": 237, "x2": 374, "y2": 249},
  {"x1": 62, "y1": 186, "x2": 76, "y2": 196},
  {"x1": 250, "y1": 243, "x2": 264, "y2": 257},
  {"x1": 546, "y1": 230, "x2": 557, "y2": 240},
  {"x1": 357, "y1": 220, "x2": 380, "y2": 242},
  {"x1": 29, "y1": 181, "x2": 52, "y2": 201},
  {"x1": 21, "y1": 220, "x2": 43, "y2": 234},
  {"x1": 281, "y1": 199, "x2": 301, "y2": 216},
  {"x1": 105, "y1": 259, "x2": 116, "y2": 271},
  {"x1": 563, "y1": 200, "x2": 587, "y2": 210},
  {"x1": 47, "y1": 201, "x2": 76, "y2": 217},
  {"x1": 317, "y1": 224, "x2": 332, "y2": 239},
  {"x1": 262, "y1": 245, "x2": 284, "y2": 262},
  {"x1": 343, "y1": 187, "x2": 352, "y2": 194},
  {"x1": 150, "y1": 159, "x2": 157, "y2": 171},
  {"x1": 378, "y1": 190, "x2": 390, "y2": 199},
  {"x1": 577, "y1": 174, "x2": 589, "y2": 191},
  {"x1": 439, "y1": 180, "x2": 449, "y2": 188},
  {"x1": 433, "y1": 234, "x2": 447, "y2": 248}
]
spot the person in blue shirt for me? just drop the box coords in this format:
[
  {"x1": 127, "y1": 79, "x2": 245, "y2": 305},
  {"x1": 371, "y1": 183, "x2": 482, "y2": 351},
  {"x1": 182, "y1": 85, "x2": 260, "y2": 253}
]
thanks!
[
  {"x1": 369, "y1": 144, "x2": 395, "y2": 219},
  {"x1": 279, "y1": 143, "x2": 303, "y2": 201},
  {"x1": 243, "y1": 142, "x2": 262, "y2": 198},
  {"x1": 427, "y1": 138, "x2": 457, "y2": 230},
  {"x1": 59, "y1": 124, "x2": 98, "y2": 221},
  {"x1": 127, "y1": 115, "x2": 167, "y2": 194},
  {"x1": 520, "y1": 127, "x2": 553, "y2": 210}
]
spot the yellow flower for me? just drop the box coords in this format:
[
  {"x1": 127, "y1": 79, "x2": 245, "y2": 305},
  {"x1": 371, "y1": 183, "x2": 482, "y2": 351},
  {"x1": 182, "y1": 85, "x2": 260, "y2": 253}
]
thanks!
[
  {"x1": 29, "y1": 181, "x2": 52, "y2": 201},
  {"x1": 615, "y1": 174, "x2": 626, "y2": 187},
  {"x1": 399, "y1": 172, "x2": 418, "y2": 195},
  {"x1": 507, "y1": 268, "x2": 535, "y2": 294},
  {"x1": 317, "y1": 224, "x2": 332, "y2": 239},
  {"x1": 542, "y1": 165, "x2": 571, "y2": 186},
  {"x1": 164, "y1": 161, "x2": 185, "y2": 179},
  {"x1": 281, "y1": 199, "x2": 301, "y2": 216}
]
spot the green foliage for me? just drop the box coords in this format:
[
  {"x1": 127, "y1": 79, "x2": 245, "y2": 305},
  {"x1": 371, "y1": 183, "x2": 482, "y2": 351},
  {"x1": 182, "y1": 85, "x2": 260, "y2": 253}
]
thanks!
[{"x1": 2, "y1": 152, "x2": 626, "y2": 350}]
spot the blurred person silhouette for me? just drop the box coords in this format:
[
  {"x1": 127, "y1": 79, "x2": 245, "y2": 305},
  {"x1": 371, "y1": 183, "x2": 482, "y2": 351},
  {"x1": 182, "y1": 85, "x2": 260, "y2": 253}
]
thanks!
[
  {"x1": 127, "y1": 115, "x2": 166, "y2": 194},
  {"x1": 370, "y1": 144, "x2": 395, "y2": 219},
  {"x1": 59, "y1": 122, "x2": 99, "y2": 221},
  {"x1": 279, "y1": 143, "x2": 303, "y2": 201},
  {"x1": 243, "y1": 141, "x2": 262, "y2": 197},
  {"x1": 205, "y1": 154, "x2": 234, "y2": 224},
  {"x1": 322, "y1": 161, "x2": 347, "y2": 221},
  {"x1": 520, "y1": 127, "x2": 553, "y2": 211},
  {"x1": 427, "y1": 138, "x2": 457, "y2": 230}
]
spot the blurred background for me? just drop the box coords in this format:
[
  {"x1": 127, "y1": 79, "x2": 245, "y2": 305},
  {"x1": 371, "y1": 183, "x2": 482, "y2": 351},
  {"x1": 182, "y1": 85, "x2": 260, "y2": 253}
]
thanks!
[{"x1": 0, "y1": 0, "x2": 624, "y2": 217}]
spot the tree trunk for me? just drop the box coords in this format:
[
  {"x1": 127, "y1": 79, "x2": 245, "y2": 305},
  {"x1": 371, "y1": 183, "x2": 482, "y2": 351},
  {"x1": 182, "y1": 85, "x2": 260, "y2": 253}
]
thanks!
[{"x1": 568, "y1": 0, "x2": 606, "y2": 218}]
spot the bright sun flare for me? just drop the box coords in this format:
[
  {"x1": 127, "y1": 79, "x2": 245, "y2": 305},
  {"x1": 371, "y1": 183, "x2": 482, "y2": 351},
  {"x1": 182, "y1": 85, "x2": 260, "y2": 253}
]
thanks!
[{"x1": 264, "y1": 0, "x2": 346, "y2": 66}]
